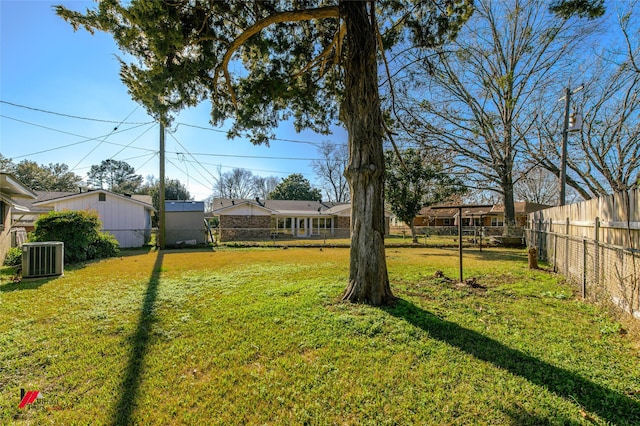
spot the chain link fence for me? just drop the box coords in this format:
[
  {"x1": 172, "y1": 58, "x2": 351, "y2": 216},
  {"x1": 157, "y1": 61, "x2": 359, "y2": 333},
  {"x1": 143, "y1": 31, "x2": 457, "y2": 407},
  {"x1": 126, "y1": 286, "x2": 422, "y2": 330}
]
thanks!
[{"x1": 527, "y1": 219, "x2": 640, "y2": 320}]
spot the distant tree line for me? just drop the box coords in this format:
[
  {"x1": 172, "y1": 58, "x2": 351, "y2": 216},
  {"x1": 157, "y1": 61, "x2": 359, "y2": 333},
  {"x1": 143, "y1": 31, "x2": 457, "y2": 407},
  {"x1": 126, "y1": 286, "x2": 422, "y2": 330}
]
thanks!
[
  {"x1": 0, "y1": 155, "x2": 191, "y2": 214},
  {"x1": 209, "y1": 167, "x2": 322, "y2": 204},
  {"x1": 1, "y1": 154, "x2": 81, "y2": 192}
]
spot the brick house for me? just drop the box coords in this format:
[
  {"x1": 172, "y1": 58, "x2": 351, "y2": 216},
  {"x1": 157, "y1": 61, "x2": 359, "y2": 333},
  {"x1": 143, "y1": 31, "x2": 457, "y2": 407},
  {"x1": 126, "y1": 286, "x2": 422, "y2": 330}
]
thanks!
[
  {"x1": 412, "y1": 202, "x2": 551, "y2": 231},
  {"x1": 207, "y1": 198, "x2": 390, "y2": 241}
]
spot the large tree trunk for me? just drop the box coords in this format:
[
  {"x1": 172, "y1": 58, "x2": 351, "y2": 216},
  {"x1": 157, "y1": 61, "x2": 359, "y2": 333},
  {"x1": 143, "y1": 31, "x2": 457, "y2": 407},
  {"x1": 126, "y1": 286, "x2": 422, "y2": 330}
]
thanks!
[
  {"x1": 340, "y1": 1, "x2": 394, "y2": 305},
  {"x1": 501, "y1": 172, "x2": 518, "y2": 236},
  {"x1": 410, "y1": 222, "x2": 418, "y2": 244}
]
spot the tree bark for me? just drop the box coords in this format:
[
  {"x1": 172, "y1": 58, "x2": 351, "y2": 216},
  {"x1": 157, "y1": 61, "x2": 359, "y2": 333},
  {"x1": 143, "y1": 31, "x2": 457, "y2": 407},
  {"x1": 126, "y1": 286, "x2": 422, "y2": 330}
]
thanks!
[
  {"x1": 340, "y1": 1, "x2": 394, "y2": 305},
  {"x1": 502, "y1": 172, "x2": 518, "y2": 236},
  {"x1": 410, "y1": 222, "x2": 418, "y2": 244}
]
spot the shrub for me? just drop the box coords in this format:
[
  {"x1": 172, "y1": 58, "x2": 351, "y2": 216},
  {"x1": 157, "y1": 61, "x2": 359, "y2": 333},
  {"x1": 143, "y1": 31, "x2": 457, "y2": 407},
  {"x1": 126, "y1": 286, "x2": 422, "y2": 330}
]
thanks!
[
  {"x1": 3, "y1": 247, "x2": 22, "y2": 267},
  {"x1": 88, "y1": 233, "x2": 120, "y2": 259},
  {"x1": 32, "y1": 210, "x2": 119, "y2": 263}
]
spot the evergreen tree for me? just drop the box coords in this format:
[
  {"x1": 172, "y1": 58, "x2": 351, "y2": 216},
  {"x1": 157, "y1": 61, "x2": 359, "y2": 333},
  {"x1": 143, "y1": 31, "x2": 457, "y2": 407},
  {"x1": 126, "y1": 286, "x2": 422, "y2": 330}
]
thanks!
[
  {"x1": 385, "y1": 149, "x2": 465, "y2": 243},
  {"x1": 57, "y1": 0, "x2": 472, "y2": 305},
  {"x1": 88, "y1": 159, "x2": 143, "y2": 193},
  {"x1": 268, "y1": 173, "x2": 322, "y2": 201}
]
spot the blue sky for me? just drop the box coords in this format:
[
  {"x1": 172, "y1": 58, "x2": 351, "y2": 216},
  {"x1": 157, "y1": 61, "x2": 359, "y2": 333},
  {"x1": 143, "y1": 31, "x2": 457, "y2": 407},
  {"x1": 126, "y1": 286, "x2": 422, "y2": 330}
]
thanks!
[{"x1": 0, "y1": 1, "x2": 347, "y2": 200}]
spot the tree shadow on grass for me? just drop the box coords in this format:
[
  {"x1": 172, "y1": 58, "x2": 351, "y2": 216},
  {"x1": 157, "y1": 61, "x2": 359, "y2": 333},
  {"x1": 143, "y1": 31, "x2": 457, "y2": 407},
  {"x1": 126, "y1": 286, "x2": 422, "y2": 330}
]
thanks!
[
  {"x1": 0, "y1": 269, "x2": 59, "y2": 292},
  {"x1": 382, "y1": 299, "x2": 640, "y2": 425},
  {"x1": 112, "y1": 251, "x2": 163, "y2": 426},
  {"x1": 0, "y1": 279, "x2": 50, "y2": 292}
]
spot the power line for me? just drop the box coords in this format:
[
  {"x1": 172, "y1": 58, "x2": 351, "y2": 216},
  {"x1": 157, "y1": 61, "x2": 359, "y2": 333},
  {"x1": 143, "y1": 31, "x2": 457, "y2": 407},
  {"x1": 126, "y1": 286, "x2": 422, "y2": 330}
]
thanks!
[
  {"x1": 3, "y1": 108, "x2": 331, "y2": 182},
  {"x1": 2, "y1": 115, "x2": 155, "y2": 158},
  {"x1": 70, "y1": 106, "x2": 140, "y2": 172},
  {"x1": 69, "y1": 107, "x2": 138, "y2": 172},
  {"x1": 4, "y1": 112, "x2": 321, "y2": 163},
  {"x1": 73, "y1": 152, "x2": 158, "y2": 171},
  {"x1": 186, "y1": 159, "x2": 294, "y2": 176},
  {"x1": 133, "y1": 152, "x2": 159, "y2": 172},
  {"x1": 108, "y1": 122, "x2": 156, "y2": 160},
  {"x1": 164, "y1": 153, "x2": 314, "y2": 181},
  {"x1": 166, "y1": 157, "x2": 213, "y2": 192},
  {"x1": 0, "y1": 100, "x2": 153, "y2": 125},
  {"x1": 167, "y1": 131, "x2": 219, "y2": 186},
  {"x1": 170, "y1": 150, "x2": 323, "y2": 161},
  {"x1": 1, "y1": 114, "x2": 148, "y2": 142},
  {"x1": 174, "y1": 122, "x2": 346, "y2": 147},
  {"x1": 1, "y1": 99, "x2": 340, "y2": 148}
]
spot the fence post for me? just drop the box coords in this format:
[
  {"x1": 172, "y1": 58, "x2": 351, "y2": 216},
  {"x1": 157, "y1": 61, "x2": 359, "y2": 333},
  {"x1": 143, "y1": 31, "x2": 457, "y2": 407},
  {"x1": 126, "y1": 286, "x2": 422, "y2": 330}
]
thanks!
[
  {"x1": 594, "y1": 217, "x2": 600, "y2": 290},
  {"x1": 552, "y1": 219, "x2": 557, "y2": 272},
  {"x1": 537, "y1": 219, "x2": 542, "y2": 253},
  {"x1": 582, "y1": 238, "x2": 587, "y2": 299},
  {"x1": 565, "y1": 218, "x2": 570, "y2": 276}
]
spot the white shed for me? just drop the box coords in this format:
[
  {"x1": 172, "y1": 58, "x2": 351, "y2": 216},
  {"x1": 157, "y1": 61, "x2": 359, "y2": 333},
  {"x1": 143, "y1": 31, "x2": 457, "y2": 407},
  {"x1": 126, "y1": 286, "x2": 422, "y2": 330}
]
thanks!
[{"x1": 33, "y1": 190, "x2": 155, "y2": 248}]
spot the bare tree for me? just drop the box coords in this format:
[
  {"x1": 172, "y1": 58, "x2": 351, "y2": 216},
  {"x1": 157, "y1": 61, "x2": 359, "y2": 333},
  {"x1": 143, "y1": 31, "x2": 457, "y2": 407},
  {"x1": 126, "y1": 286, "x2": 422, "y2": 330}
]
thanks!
[
  {"x1": 213, "y1": 167, "x2": 256, "y2": 199},
  {"x1": 397, "y1": 0, "x2": 600, "y2": 234},
  {"x1": 212, "y1": 167, "x2": 281, "y2": 200},
  {"x1": 312, "y1": 141, "x2": 350, "y2": 202},
  {"x1": 527, "y1": 2, "x2": 640, "y2": 197},
  {"x1": 514, "y1": 166, "x2": 559, "y2": 205},
  {"x1": 253, "y1": 175, "x2": 280, "y2": 200}
]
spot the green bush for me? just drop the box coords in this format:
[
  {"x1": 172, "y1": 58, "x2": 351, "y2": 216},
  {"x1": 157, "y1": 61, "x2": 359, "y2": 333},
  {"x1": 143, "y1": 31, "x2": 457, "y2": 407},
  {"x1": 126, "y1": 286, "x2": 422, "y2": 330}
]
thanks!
[
  {"x1": 3, "y1": 247, "x2": 22, "y2": 267},
  {"x1": 32, "y1": 210, "x2": 120, "y2": 263},
  {"x1": 88, "y1": 233, "x2": 120, "y2": 259}
]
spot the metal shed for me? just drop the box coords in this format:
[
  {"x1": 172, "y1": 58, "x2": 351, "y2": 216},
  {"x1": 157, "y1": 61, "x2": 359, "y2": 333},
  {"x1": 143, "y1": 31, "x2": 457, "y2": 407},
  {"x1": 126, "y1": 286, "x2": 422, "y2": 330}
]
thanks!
[{"x1": 165, "y1": 200, "x2": 205, "y2": 246}]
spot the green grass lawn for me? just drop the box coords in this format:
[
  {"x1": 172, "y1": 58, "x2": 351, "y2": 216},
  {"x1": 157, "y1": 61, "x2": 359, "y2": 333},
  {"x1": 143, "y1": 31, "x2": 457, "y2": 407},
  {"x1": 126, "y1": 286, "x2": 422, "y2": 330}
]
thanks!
[
  {"x1": 217, "y1": 232, "x2": 478, "y2": 248},
  {"x1": 1, "y1": 247, "x2": 638, "y2": 425}
]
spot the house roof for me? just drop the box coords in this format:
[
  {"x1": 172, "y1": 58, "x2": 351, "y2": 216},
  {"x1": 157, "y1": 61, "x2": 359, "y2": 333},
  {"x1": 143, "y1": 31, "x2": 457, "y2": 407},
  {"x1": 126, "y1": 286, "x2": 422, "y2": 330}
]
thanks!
[
  {"x1": 131, "y1": 194, "x2": 153, "y2": 206},
  {"x1": 208, "y1": 199, "x2": 277, "y2": 215},
  {"x1": 323, "y1": 204, "x2": 352, "y2": 216},
  {"x1": 0, "y1": 173, "x2": 37, "y2": 200},
  {"x1": 208, "y1": 198, "x2": 395, "y2": 218},
  {"x1": 33, "y1": 189, "x2": 155, "y2": 211},
  {"x1": 165, "y1": 200, "x2": 204, "y2": 212},
  {"x1": 208, "y1": 198, "x2": 345, "y2": 216},
  {"x1": 419, "y1": 202, "x2": 551, "y2": 218},
  {"x1": 12, "y1": 190, "x2": 75, "y2": 214},
  {"x1": 489, "y1": 202, "x2": 551, "y2": 215},
  {"x1": 418, "y1": 205, "x2": 461, "y2": 218}
]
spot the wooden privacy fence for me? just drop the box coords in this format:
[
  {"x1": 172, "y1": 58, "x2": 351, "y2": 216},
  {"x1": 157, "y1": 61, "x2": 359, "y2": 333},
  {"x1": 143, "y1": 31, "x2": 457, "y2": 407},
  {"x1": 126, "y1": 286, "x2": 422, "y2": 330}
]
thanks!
[{"x1": 525, "y1": 188, "x2": 640, "y2": 319}]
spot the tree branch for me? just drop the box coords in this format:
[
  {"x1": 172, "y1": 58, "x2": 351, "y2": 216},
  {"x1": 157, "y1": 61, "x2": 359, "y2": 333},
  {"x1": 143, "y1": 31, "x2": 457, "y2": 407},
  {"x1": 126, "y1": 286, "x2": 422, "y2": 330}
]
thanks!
[
  {"x1": 292, "y1": 22, "x2": 345, "y2": 79},
  {"x1": 215, "y1": 5, "x2": 340, "y2": 108}
]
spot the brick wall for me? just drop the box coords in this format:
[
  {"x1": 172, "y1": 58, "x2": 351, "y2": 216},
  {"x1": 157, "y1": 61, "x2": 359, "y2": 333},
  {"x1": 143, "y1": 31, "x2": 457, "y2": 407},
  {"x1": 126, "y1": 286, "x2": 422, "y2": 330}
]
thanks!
[
  {"x1": 335, "y1": 216, "x2": 351, "y2": 237},
  {"x1": 219, "y1": 215, "x2": 271, "y2": 240},
  {"x1": 217, "y1": 214, "x2": 391, "y2": 241}
]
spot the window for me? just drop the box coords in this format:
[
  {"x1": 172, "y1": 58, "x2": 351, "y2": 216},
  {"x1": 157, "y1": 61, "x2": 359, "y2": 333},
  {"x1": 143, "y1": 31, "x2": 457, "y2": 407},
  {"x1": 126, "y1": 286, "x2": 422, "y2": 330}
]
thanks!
[
  {"x1": 491, "y1": 216, "x2": 504, "y2": 226},
  {"x1": 0, "y1": 201, "x2": 5, "y2": 226},
  {"x1": 443, "y1": 218, "x2": 453, "y2": 226},
  {"x1": 274, "y1": 217, "x2": 293, "y2": 235},
  {"x1": 99, "y1": 193, "x2": 106, "y2": 202},
  {"x1": 309, "y1": 217, "x2": 333, "y2": 235}
]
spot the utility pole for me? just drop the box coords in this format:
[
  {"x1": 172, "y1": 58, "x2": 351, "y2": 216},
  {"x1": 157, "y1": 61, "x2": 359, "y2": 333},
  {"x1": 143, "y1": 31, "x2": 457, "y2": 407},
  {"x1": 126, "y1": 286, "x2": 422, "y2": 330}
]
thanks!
[
  {"x1": 559, "y1": 85, "x2": 583, "y2": 206},
  {"x1": 159, "y1": 122, "x2": 166, "y2": 249},
  {"x1": 559, "y1": 86, "x2": 571, "y2": 206}
]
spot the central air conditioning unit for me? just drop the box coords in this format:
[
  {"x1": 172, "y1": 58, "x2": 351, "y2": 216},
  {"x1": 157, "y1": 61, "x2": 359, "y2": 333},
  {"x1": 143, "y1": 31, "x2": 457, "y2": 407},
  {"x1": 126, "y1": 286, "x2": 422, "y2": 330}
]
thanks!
[{"x1": 22, "y1": 242, "x2": 64, "y2": 279}]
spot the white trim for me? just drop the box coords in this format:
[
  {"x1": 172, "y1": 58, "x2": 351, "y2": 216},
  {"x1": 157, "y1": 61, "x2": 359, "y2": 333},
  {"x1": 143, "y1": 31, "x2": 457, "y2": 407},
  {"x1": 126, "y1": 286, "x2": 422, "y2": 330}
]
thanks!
[{"x1": 0, "y1": 173, "x2": 37, "y2": 198}]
